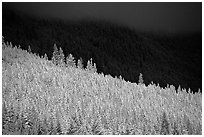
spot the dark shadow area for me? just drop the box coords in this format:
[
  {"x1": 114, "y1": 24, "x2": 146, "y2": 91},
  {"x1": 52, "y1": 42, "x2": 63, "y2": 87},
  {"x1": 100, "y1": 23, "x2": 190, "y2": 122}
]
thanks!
[{"x1": 2, "y1": 7, "x2": 202, "y2": 93}]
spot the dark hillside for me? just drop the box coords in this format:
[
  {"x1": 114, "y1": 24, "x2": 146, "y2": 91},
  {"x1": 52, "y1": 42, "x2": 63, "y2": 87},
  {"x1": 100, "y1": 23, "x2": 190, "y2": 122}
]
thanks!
[{"x1": 2, "y1": 8, "x2": 202, "y2": 92}]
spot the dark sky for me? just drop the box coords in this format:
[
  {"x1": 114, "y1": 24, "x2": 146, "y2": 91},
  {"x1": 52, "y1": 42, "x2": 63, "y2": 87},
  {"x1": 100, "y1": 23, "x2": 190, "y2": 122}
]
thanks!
[{"x1": 3, "y1": 2, "x2": 202, "y2": 34}]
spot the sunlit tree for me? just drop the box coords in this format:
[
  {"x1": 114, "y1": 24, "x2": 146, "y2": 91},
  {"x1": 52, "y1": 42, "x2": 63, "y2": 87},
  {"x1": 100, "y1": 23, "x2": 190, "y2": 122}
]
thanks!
[
  {"x1": 52, "y1": 43, "x2": 58, "y2": 65},
  {"x1": 138, "y1": 73, "x2": 144, "y2": 85},
  {"x1": 66, "y1": 54, "x2": 75, "y2": 67},
  {"x1": 77, "y1": 58, "x2": 83, "y2": 69},
  {"x1": 58, "y1": 47, "x2": 65, "y2": 67}
]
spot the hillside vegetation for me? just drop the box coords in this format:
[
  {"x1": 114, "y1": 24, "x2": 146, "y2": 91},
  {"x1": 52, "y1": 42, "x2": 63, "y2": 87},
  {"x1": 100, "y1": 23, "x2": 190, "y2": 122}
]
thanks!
[
  {"x1": 2, "y1": 39, "x2": 202, "y2": 135},
  {"x1": 2, "y1": 7, "x2": 202, "y2": 92}
]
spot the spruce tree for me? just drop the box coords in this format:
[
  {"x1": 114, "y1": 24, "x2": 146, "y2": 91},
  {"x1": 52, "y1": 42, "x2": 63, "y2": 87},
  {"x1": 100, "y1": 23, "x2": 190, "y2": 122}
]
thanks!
[
  {"x1": 58, "y1": 47, "x2": 65, "y2": 67},
  {"x1": 138, "y1": 73, "x2": 144, "y2": 85},
  {"x1": 92, "y1": 62, "x2": 97, "y2": 73},
  {"x1": 44, "y1": 53, "x2": 48, "y2": 60},
  {"x1": 77, "y1": 58, "x2": 83, "y2": 69},
  {"x1": 52, "y1": 43, "x2": 59, "y2": 65},
  {"x1": 66, "y1": 54, "x2": 75, "y2": 67},
  {"x1": 28, "y1": 45, "x2": 32, "y2": 53},
  {"x1": 86, "y1": 58, "x2": 92, "y2": 71}
]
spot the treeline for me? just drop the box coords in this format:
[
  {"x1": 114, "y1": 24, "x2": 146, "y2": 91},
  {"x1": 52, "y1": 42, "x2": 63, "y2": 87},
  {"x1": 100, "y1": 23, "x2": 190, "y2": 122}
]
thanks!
[{"x1": 2, "y1": 7, "x2": 202, "y2": 92}]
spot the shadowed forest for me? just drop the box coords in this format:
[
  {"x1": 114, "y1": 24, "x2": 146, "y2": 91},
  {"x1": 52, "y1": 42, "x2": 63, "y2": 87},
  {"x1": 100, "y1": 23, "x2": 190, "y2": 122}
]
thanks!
[{"x1": 2, "y1": 7, "x2": 202, "y2": 93}]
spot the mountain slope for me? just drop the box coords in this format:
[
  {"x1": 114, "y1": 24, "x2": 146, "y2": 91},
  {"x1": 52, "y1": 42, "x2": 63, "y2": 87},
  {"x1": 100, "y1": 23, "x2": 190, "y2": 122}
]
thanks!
[
  {"x1": 2, "y1": 40, "x2": 202, "y2": 135},
  {"x1": 2, "y1": 8, "x2": 202, "y2": 92}
]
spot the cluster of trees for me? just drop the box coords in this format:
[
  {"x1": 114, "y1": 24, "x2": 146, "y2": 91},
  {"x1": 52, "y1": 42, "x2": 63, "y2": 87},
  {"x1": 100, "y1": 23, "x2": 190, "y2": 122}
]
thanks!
[
  {"x1": 2, "y1": 7, "x2": 202, "y2": 92},
  {"x1": 50, "y1": 43, "x2": 97, "y2": 73}
]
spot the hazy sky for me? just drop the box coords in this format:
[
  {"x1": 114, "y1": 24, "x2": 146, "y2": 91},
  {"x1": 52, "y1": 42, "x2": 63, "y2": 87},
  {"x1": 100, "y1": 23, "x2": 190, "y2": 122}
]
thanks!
[{"x1": 3, "y1": 2, "x2": 202, "y2": 34}]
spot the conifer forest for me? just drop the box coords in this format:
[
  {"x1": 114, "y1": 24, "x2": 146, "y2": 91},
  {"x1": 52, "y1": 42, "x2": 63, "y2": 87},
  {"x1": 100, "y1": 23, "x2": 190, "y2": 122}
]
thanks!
[{"x1": 2, "y1": 3, "x2": 202, "y2": 135}]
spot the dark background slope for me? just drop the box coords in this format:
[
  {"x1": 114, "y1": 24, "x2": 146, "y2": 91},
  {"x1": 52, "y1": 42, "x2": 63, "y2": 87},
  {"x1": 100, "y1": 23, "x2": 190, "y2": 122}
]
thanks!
[{"x1": 2, "y1": 7, "x2": 202, "y2": 92}]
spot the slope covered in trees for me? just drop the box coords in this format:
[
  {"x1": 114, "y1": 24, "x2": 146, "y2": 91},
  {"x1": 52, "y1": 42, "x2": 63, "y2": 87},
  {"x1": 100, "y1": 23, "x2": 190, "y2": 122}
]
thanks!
[
  {"x1": 2, "y1": 40, "x2": 202, "y2": 135},
  {"x1": 2, "y1": 7, "x2": 202, "y2": 92}
]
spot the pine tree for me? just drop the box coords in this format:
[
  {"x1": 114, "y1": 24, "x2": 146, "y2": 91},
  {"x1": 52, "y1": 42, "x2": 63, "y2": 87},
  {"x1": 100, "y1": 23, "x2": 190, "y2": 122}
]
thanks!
[
  {"x1": 58, "y1": 47, "x2": 65, "y2": 67},
  {"x1": 44, "y1": 53, "x2": 48, "y2": 60},
  {"x1": 77, "y1": 58, "x2": 83, "y2": 69},
  {"x1": 92, "y1": 62, "x2": 97, "y2": 73},
  {"x1": 66, "y1": 54, "x2": 75, "y2": 67},
  {"x1": 138, "y1": 73, "x2": 144, "y2": 85},
  {"x1": 86, "y1": 58, "x2": 93, "y2": 71},
  {"x1": 28, "y1": 45, "x2": 32, "y2": 53},
  {"x1": 52, "y1": 43, "x2": 59, "y2": 65},
  {"x1": 10, "y1": 42, "x2": 13, "y2": 47}
]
